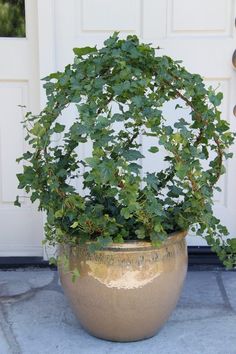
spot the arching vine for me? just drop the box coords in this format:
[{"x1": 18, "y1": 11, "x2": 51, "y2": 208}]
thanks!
[{"x1": 16, "y1": 33, "x2": 236, "y2": 267}]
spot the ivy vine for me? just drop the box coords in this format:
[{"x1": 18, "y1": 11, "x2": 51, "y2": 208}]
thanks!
[{"x1": 16, "y1": 33, "x2": 236, "y2": 267}]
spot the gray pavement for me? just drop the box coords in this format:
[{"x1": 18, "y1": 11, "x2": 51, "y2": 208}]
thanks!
[{"x1": 0, "y1": 269, "x2": 235, "y2": 354}]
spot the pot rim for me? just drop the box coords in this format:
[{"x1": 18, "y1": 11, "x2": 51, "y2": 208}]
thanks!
[
  {"x1": 100, "y1": 230, "x2": 187, "y2": 251},
  {"x1": 62, "y1": 230, "x2": 187, "y2": 253}
]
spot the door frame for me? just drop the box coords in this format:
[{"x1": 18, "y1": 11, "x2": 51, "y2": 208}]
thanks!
[{"x1": 37, "y1": 0, "x2": 57, "y2": 259}]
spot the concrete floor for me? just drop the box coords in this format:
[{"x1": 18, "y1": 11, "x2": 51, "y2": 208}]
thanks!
[{"x1": 0, "y1": 269, "x2": 235, "y2": 354}]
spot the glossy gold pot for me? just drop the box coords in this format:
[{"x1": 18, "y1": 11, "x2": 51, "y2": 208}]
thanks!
[{"x1": 59, "y1": 230, "x2": 187, "y2": 342}]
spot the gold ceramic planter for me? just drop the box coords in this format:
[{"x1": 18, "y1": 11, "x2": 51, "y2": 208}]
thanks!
[{"x1": 59, "y1": 230, "x2": 188, "y2": 342}]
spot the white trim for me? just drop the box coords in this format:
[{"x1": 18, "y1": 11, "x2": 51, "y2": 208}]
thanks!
[
  {"x1": 37, "y1": 0, "x2": 57, "y2": 259},
  {"x1": 0, "y1": 244, "x2": 43, "y2": 257},
  {"x1": 37, "y1": 0, "x2": 56, "y2": 107}
]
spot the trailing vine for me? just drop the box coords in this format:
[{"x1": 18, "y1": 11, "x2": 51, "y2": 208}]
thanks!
[{"x1": 16, "y1": 33, "x2": 236, "y2": 267}]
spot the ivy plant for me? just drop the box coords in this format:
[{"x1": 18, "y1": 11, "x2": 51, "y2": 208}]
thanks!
[{"x1": 16, "y1": 33, "x2": 236, "y2": 267}]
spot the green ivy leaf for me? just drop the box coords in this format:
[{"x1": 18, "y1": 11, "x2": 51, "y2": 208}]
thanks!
[
  {"x1": 148, "y1": 146, "x2": 159, "y2": 153},
  {"x1": 73, "y1": 46, "x2": 97, "y2": 57},
  {"x1": 135, "y1": 227, "x2": 146, "y2": 239},
  {"x1": 175, "y1": 162, "x2": 188, "y2": 179},
  {"x1": 14, "y1": 196, "x2": 21, "y2": 207},
  {"x1": 71, "y1": 221, "x2": 79, "y2": 228},
  {"x1": 55, "y1": 210, "x2": 64, "y2": 218},
  {"x1": 123, "y1": 150, "x2": 144, "y2": 161},
  {"x1": 30, "y1": 122, "x2": 45, "y2": 137},
  {"x1": 85, "y1": 156, "x2": 100, "y2": 168},
  {"x1": 54, "y1": 123, "x2": 65, "y2": 133}
]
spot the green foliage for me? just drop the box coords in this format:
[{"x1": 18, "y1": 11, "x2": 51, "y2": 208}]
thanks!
[
  {"x1": 16, "y1": 33, "x2": 236, "y2": 268},
  {"x1": 0, "y1": 0, "x2": 25, "y2": 37},
  {"x1": 73, "y1": 46, "x2": 97, "y2": 57}
]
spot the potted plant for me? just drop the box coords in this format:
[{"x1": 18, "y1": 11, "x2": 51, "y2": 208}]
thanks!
[{"x1": 16, "y1": 33, "x2": 236, "y2": 342}]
